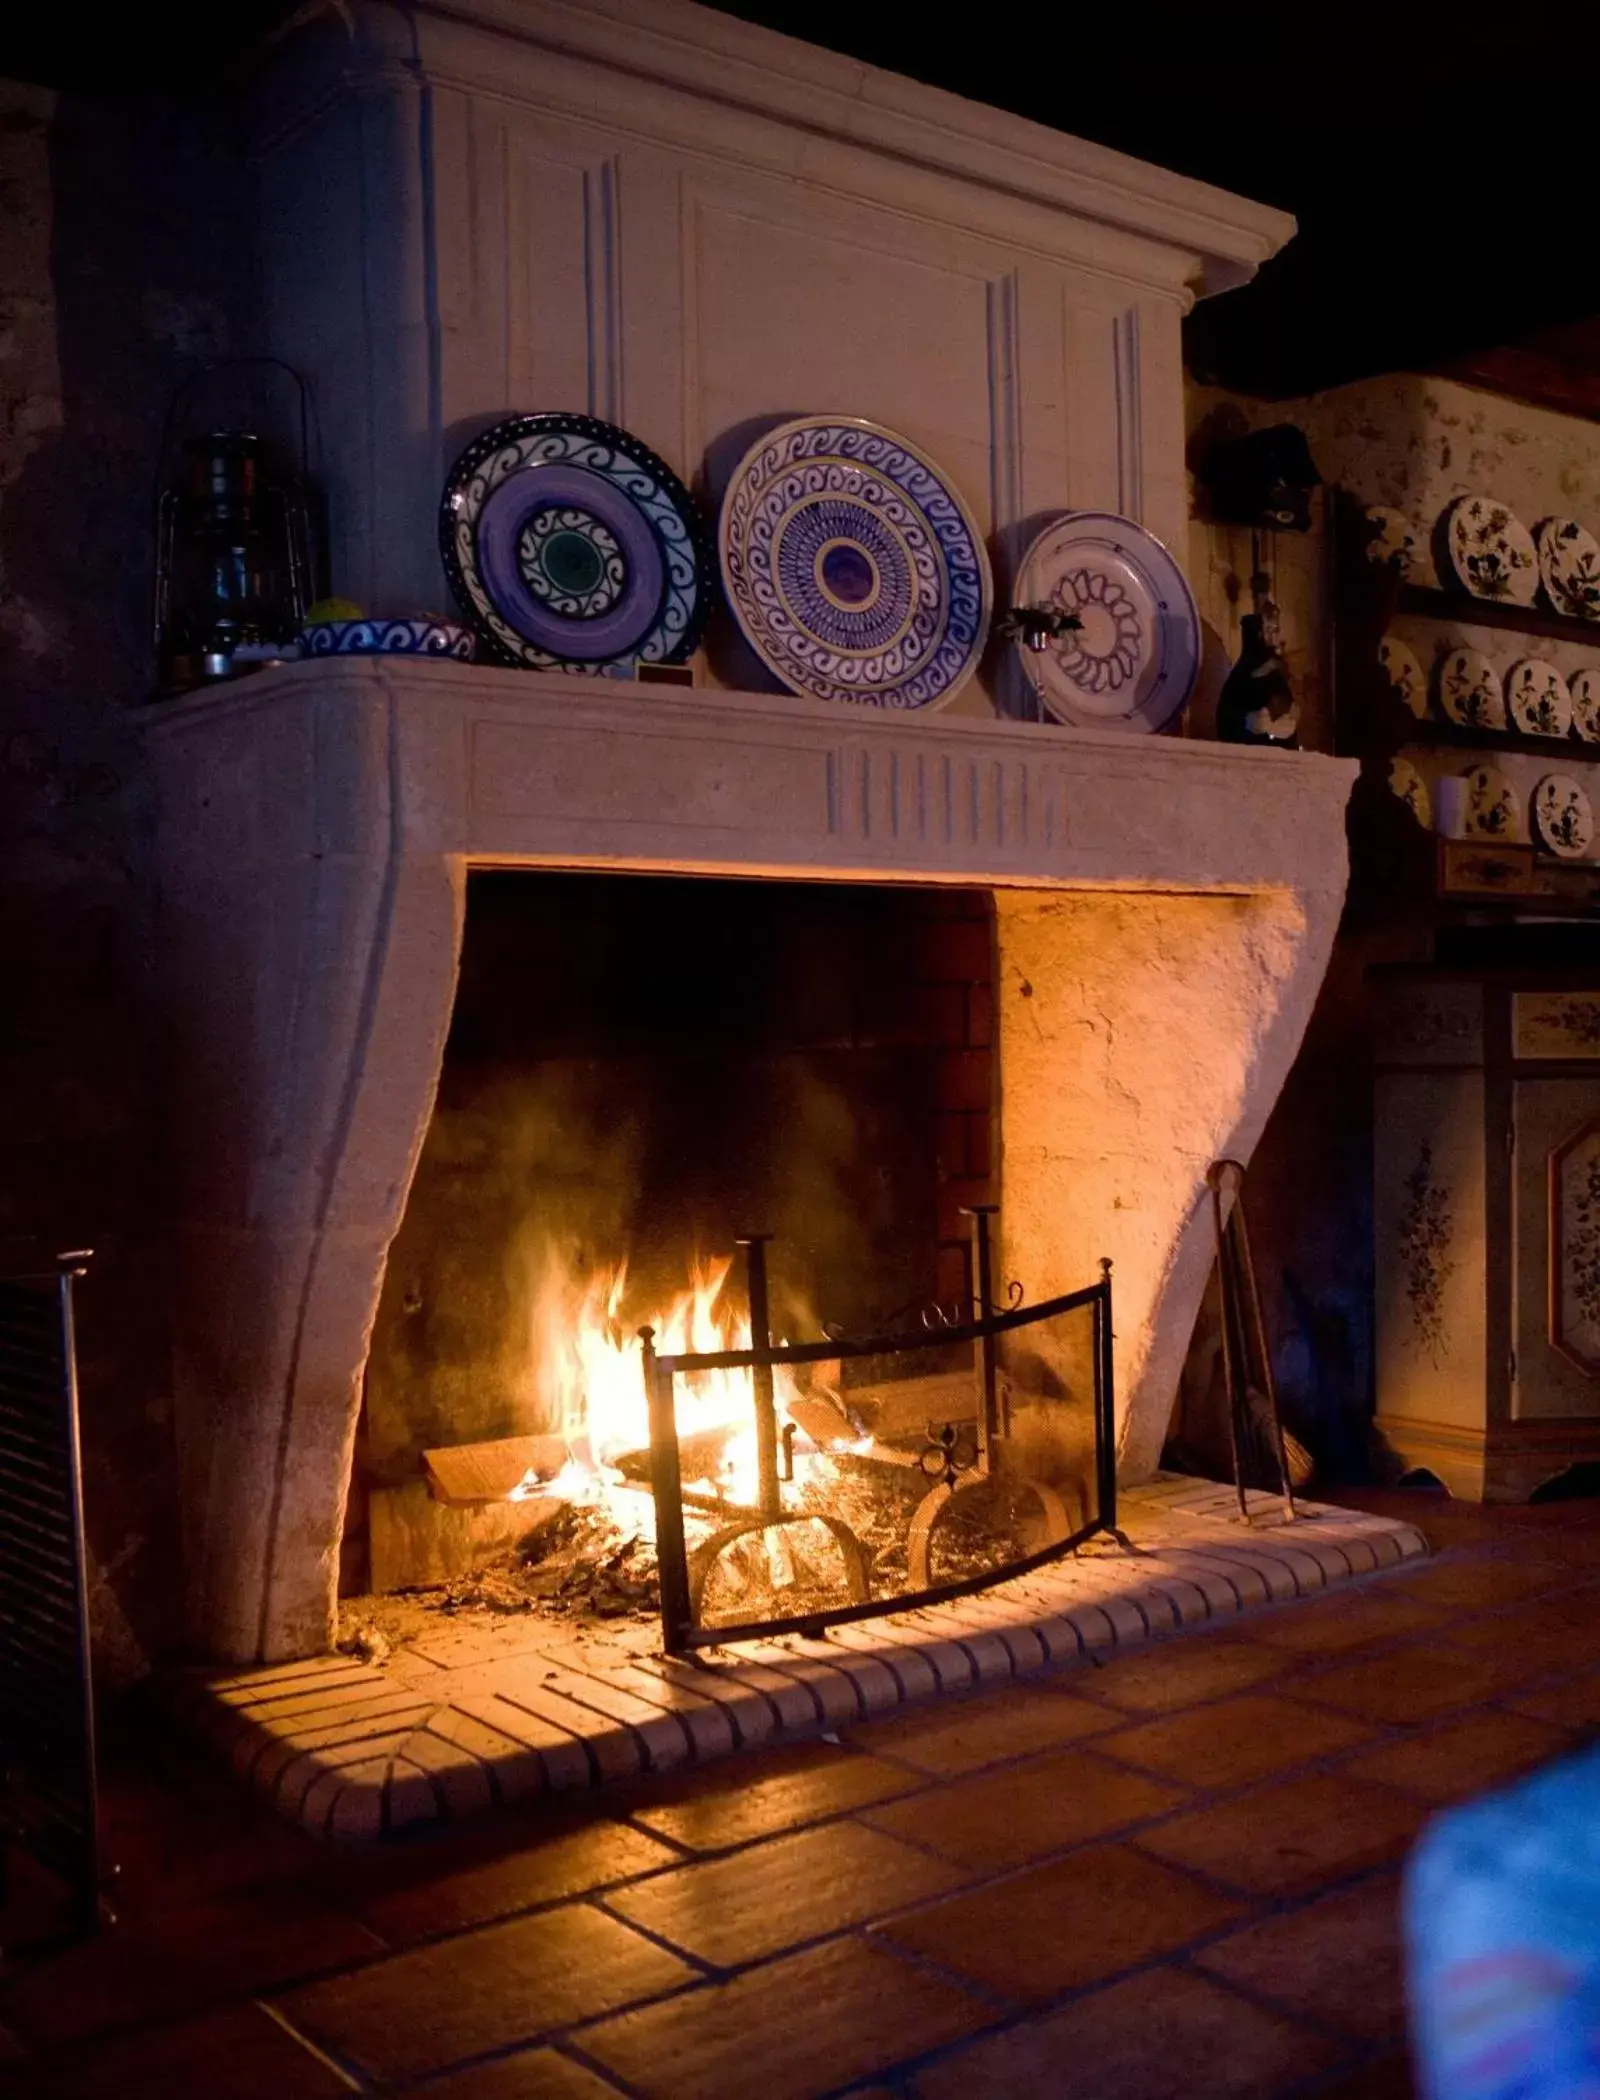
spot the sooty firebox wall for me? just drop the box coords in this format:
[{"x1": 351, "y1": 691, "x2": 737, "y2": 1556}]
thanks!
[{"x1": 354, "y1": 871, "x2": 997, "y2": 1587}]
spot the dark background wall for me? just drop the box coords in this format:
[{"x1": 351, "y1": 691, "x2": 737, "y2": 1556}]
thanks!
[{"x1": 0, "y1": 80, "x2": 250, "y2": 1675}]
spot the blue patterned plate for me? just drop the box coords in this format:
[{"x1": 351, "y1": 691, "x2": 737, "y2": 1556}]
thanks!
[
  {"x1": 440, "y1": 413, "x2": 711, "y2": 673},
  {"x1": 1010, "y1": 512, "x2": 1200, "y2": 732},
  {"x1": 298, "y1": 617, "x2": 475, "y2": 660},
  {"x1": 718, "y1": 416, "x2": 991, "y2": 710}
]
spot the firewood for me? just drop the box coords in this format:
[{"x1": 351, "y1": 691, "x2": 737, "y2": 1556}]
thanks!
[{"x1": 423, "y1": 1432, "x2": 568, "y2": 1504}]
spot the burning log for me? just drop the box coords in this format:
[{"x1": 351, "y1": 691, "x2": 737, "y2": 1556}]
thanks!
[
  {"x1": 423, "y1": 1433, "x2": 569, "y2": 1505},
  {"x1": 613, "y1": 1428, "x2": 734, "y2": 1489}
]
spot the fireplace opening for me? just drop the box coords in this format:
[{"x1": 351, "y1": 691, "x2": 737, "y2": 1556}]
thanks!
[{"x1": 342, "y1": 869, "x2": 1020, "y2": 1630}]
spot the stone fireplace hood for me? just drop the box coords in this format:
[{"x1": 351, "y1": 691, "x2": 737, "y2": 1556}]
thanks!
[
  {"x1": 148, "y1": 662, "x2": 1355, "y2": 1662},
  {"x1": 137, "y1": 0, "x2": 1346, "y2": 1665}
]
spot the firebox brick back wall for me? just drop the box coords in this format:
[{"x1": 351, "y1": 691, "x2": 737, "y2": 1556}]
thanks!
[{"x1": 350, "y1": 876, "x2": 996, "y2": 1593}]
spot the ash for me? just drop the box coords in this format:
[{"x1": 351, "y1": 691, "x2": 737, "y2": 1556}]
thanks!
[{"x1": 338, "y1": 1457, "x2": 1037, "y2": 1655}]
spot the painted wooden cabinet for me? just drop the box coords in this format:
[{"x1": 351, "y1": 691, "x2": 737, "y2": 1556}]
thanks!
[{"x1": 1374, "y1": 970, "x2": 1600, "y2": 1499}]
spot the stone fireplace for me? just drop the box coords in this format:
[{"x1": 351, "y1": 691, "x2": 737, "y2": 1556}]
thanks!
[
  {"x1": 148, "y1": 662, "x2": 1355, "y2": 1662},
  {"x1": 138, "y1": 0, "x2": 1363, "y2": 1671}
]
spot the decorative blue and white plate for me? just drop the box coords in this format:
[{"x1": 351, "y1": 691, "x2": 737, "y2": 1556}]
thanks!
[
  {"x1": 1010, "y1": 512, "x2": 1200, "y2": 732},
  {"x1": 298, "y1": 617, "x2": 476, "y2": 660},
  {"x1": 440, "y1": 413, "x2": 711, "y2": 673},
  {"x1": 717, "y1": 416, "x2": 991, "y2": 710}
]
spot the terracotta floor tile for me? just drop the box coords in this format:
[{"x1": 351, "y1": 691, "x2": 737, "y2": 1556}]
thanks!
[
  {"x1": 1507, "y1": 1667, "x2": 1600, "y2": 1730},
  {"x1": 579, "y1": 1935, "x2": 990, "y2": 2100},
  {"x1": 0, "y1": 2001, "x2": 352, "y2": 2100},
  {"x1": 1234, "y1": 1591, "x2": 1451, "y2": 1656},
  {"x1": 1443, "y1": 1577, "x2": 1600, "y2": 1629},
  {"x1": 1194, "y1": 1875, "x2": 1407, "y2": 2042},
  {"x1": 604, "y1": 1820, "x2": 961, "y2": 1966},
  {"x1": 98, "y1": 1781, "x2": 326, "y2": 1916},
  {"x1": 413, "y1": 2048, "x2": 629, "y2": 2097},
  {"x1": 1085, "y1": 1637, "x2": 1289, "y2": 1713},
  {"x1": 1291, "y1": 1639, "x2": 1550, "y2": 1725},
  {"x1": 1311, "y1": 2048, "x2": 1418, "y2": 2098},
  {"x1": 1092, "y1": 1693, "x2": 1375, "y2": 1789},
  {"x1": 862, "y1": 1747, "x2": 1184, "y2": 1871},
  {"x1": 1136, "y1": 1773, "x2": 1425, "y2": 1897},
  {"x1": 1389, "y1": 1555, "x2": 1565, "y2": 1609},
  {"x1": 623, "y1": 1739, "x2": 921, "y2": 1851},
  {"x1": 350, "y1": 1819, "x2": 680, "y2": 1944},
  {"x1": 847, "y1": 1683, "x2": 1115, "y2": 1777},
  {"x1": 1433, "y1": 1593, "x2": 1600, "y2": 1674},
  {"x1": 278, "y1": 1903, "x2": 695, "y2": 2083},
  {"x1": 0, "y1": 1886, "x2": 385, "y2": 2046},
  {"x1": 1339, "y1": 1710, "x2": 1574, "y2": 1803},
  {"x1": 910, "y1": 1961, "x2": 1342, "y2": 2099},
  {"x1": 877, "y1": 1841, "x2": 1244, "y2": 2002}
]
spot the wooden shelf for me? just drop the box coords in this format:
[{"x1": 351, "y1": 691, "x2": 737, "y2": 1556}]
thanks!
[
  {"x1": 1396, "y1": 583, "x2": 1600, "y2": 651},
  {"x1": 1396, "y1": 714, "x2": 1600, "y2": 763}
]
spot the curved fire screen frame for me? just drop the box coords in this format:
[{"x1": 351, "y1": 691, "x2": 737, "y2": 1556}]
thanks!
[{"x1": 641, "y1": 1237, "x2": 1115, "y2": 1653}]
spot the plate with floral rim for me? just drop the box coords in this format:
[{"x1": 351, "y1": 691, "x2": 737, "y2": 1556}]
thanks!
[
  {"x1": 1569, "y1": 668, "x2": 1600, "y2": 742},
  {"x1": 1379, "y1": 636, "x2": 1428, "y2": 719},
  {"x1": 1505, "y1": 658, "x2": 1573, "y2": 739},
  {"x1": 439, "y1": 411, "x2": 712, "y2": 673},
  {"x1": 1388, "y1": 756, "x2": 1431, "y2": 827},
  {"x1": 1443, "y1": 495, "x2": 1539, "y2": 605},
  {"x1": 1007, "y1": 511, "x2": 1201, "y2": 731},
  {"x1": 1462, "y1": 762, "x2": 1520, "y2": 842},
  {"x1": 1532, "y1": 774, "x2": 1595, "y2": 859},
  {"x1": 1536, "y1": 517, "x2": 1600, "y2": 620},
  {"x1": 1436, "y1": 645, "x2": 1505, "y2": 729},
  {"x1": 717, "y1": 415, "x2": 991, "y2": 711}
]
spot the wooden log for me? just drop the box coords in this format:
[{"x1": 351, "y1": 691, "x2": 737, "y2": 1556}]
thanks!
[
  {"x1": 422, "y1": 1432, "x2": 568, "y2": 1505},
  {"x1": 844, "y1": 1369, "x2": 978, "y2": 1438}
]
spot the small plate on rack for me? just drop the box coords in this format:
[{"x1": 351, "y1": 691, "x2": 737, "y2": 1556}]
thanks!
[
  {"x1": 1365, "y1": 506, "x2": 1421, "y2": 577},
  {"x1": 1569, "y1": 668, "x2": 1600, "y2": 742},
  {"x1": 1437, "y1": 645, "x2": 1505, "y2": 729},
  {"x1": 1532, "y1": 774, "x2": 1595, "y2": 858},
  {"x1": 1505, "y1": 659, "x2": 1573, "y2": 738},
  {"x1": 1443, "y1": 495, "x2": 1539, "y2": 604},
  {"x1": 1462, "y1": 762, "x2": 1520, "y2": 841},
  {"x1": 1389, "y1": 756, "x2": 1430, "y2": 827},
  {"x1": 1536, "y1": 517, "x2": 1600, "y2": 619},
  {"x1": 1379, "y1": 636, "x2": 1428, "y2": 718}
]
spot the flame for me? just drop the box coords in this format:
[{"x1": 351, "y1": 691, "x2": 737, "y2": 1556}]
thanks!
[{"x1": 522, "y1": 1245, "x2": 860, "y2": 1512}]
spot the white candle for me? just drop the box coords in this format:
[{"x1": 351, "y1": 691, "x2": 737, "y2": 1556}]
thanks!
[{"x1": 1434, "y1": 775, "x2": 1469, "y2": 839}]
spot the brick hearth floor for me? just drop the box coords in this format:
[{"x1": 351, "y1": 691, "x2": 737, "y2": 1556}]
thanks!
[
  {"x1": 9, "y1": 1495, "x2": 1600, "y2": 2093},
  {"x1": 171, "y1": 1477, "x2": 1427, "y2": 1844}
]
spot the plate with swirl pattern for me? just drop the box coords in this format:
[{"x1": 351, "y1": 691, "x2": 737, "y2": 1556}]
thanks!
[
  {"x1": 1011, "y1": 511, "x2": 1200, "y2": 732},
  {"x1": 717, "y1": 416, "x2": 991, "y2": 710},
  {"x1": 440, "y1": 413, "x2": 711, "y2": 673}
]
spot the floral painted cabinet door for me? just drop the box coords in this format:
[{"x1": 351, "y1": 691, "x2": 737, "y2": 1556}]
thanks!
[
  {"x1": 1511, "y1": 1066, "x2": 1600, "y2": 1421},
  {"x1": 1373, "y1": 973, "x2": 1600, "y2": 1500},
  {"x1": 1373, "y1": 1063, "x2": 1492, "y2": 1465}
]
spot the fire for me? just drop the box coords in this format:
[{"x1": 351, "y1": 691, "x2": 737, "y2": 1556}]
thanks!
[{"x1": 520, "y1": 1245, "x2": 859, "y2": 1511}]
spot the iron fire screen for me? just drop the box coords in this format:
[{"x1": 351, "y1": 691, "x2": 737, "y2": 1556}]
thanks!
[
  {"x1": 641, "y1": 1218, "x2": 1115, "y2": 1653},
  {"x1": 0, "y1": 1259, "x2": 102, "y2": 1936}
]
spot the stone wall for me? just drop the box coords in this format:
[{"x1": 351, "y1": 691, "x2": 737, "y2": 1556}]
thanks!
[
  {"x1": 0, "y1": 80, "x2": 248, "y2": 1677},
  {"x1": 1182, "y1": 371, "x2": 1600, "y2": 1480}
]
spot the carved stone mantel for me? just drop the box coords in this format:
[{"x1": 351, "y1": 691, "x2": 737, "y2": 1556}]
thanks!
[{"x1": 147, "y1": 660, "x2": 1354, "y2": 1661}]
